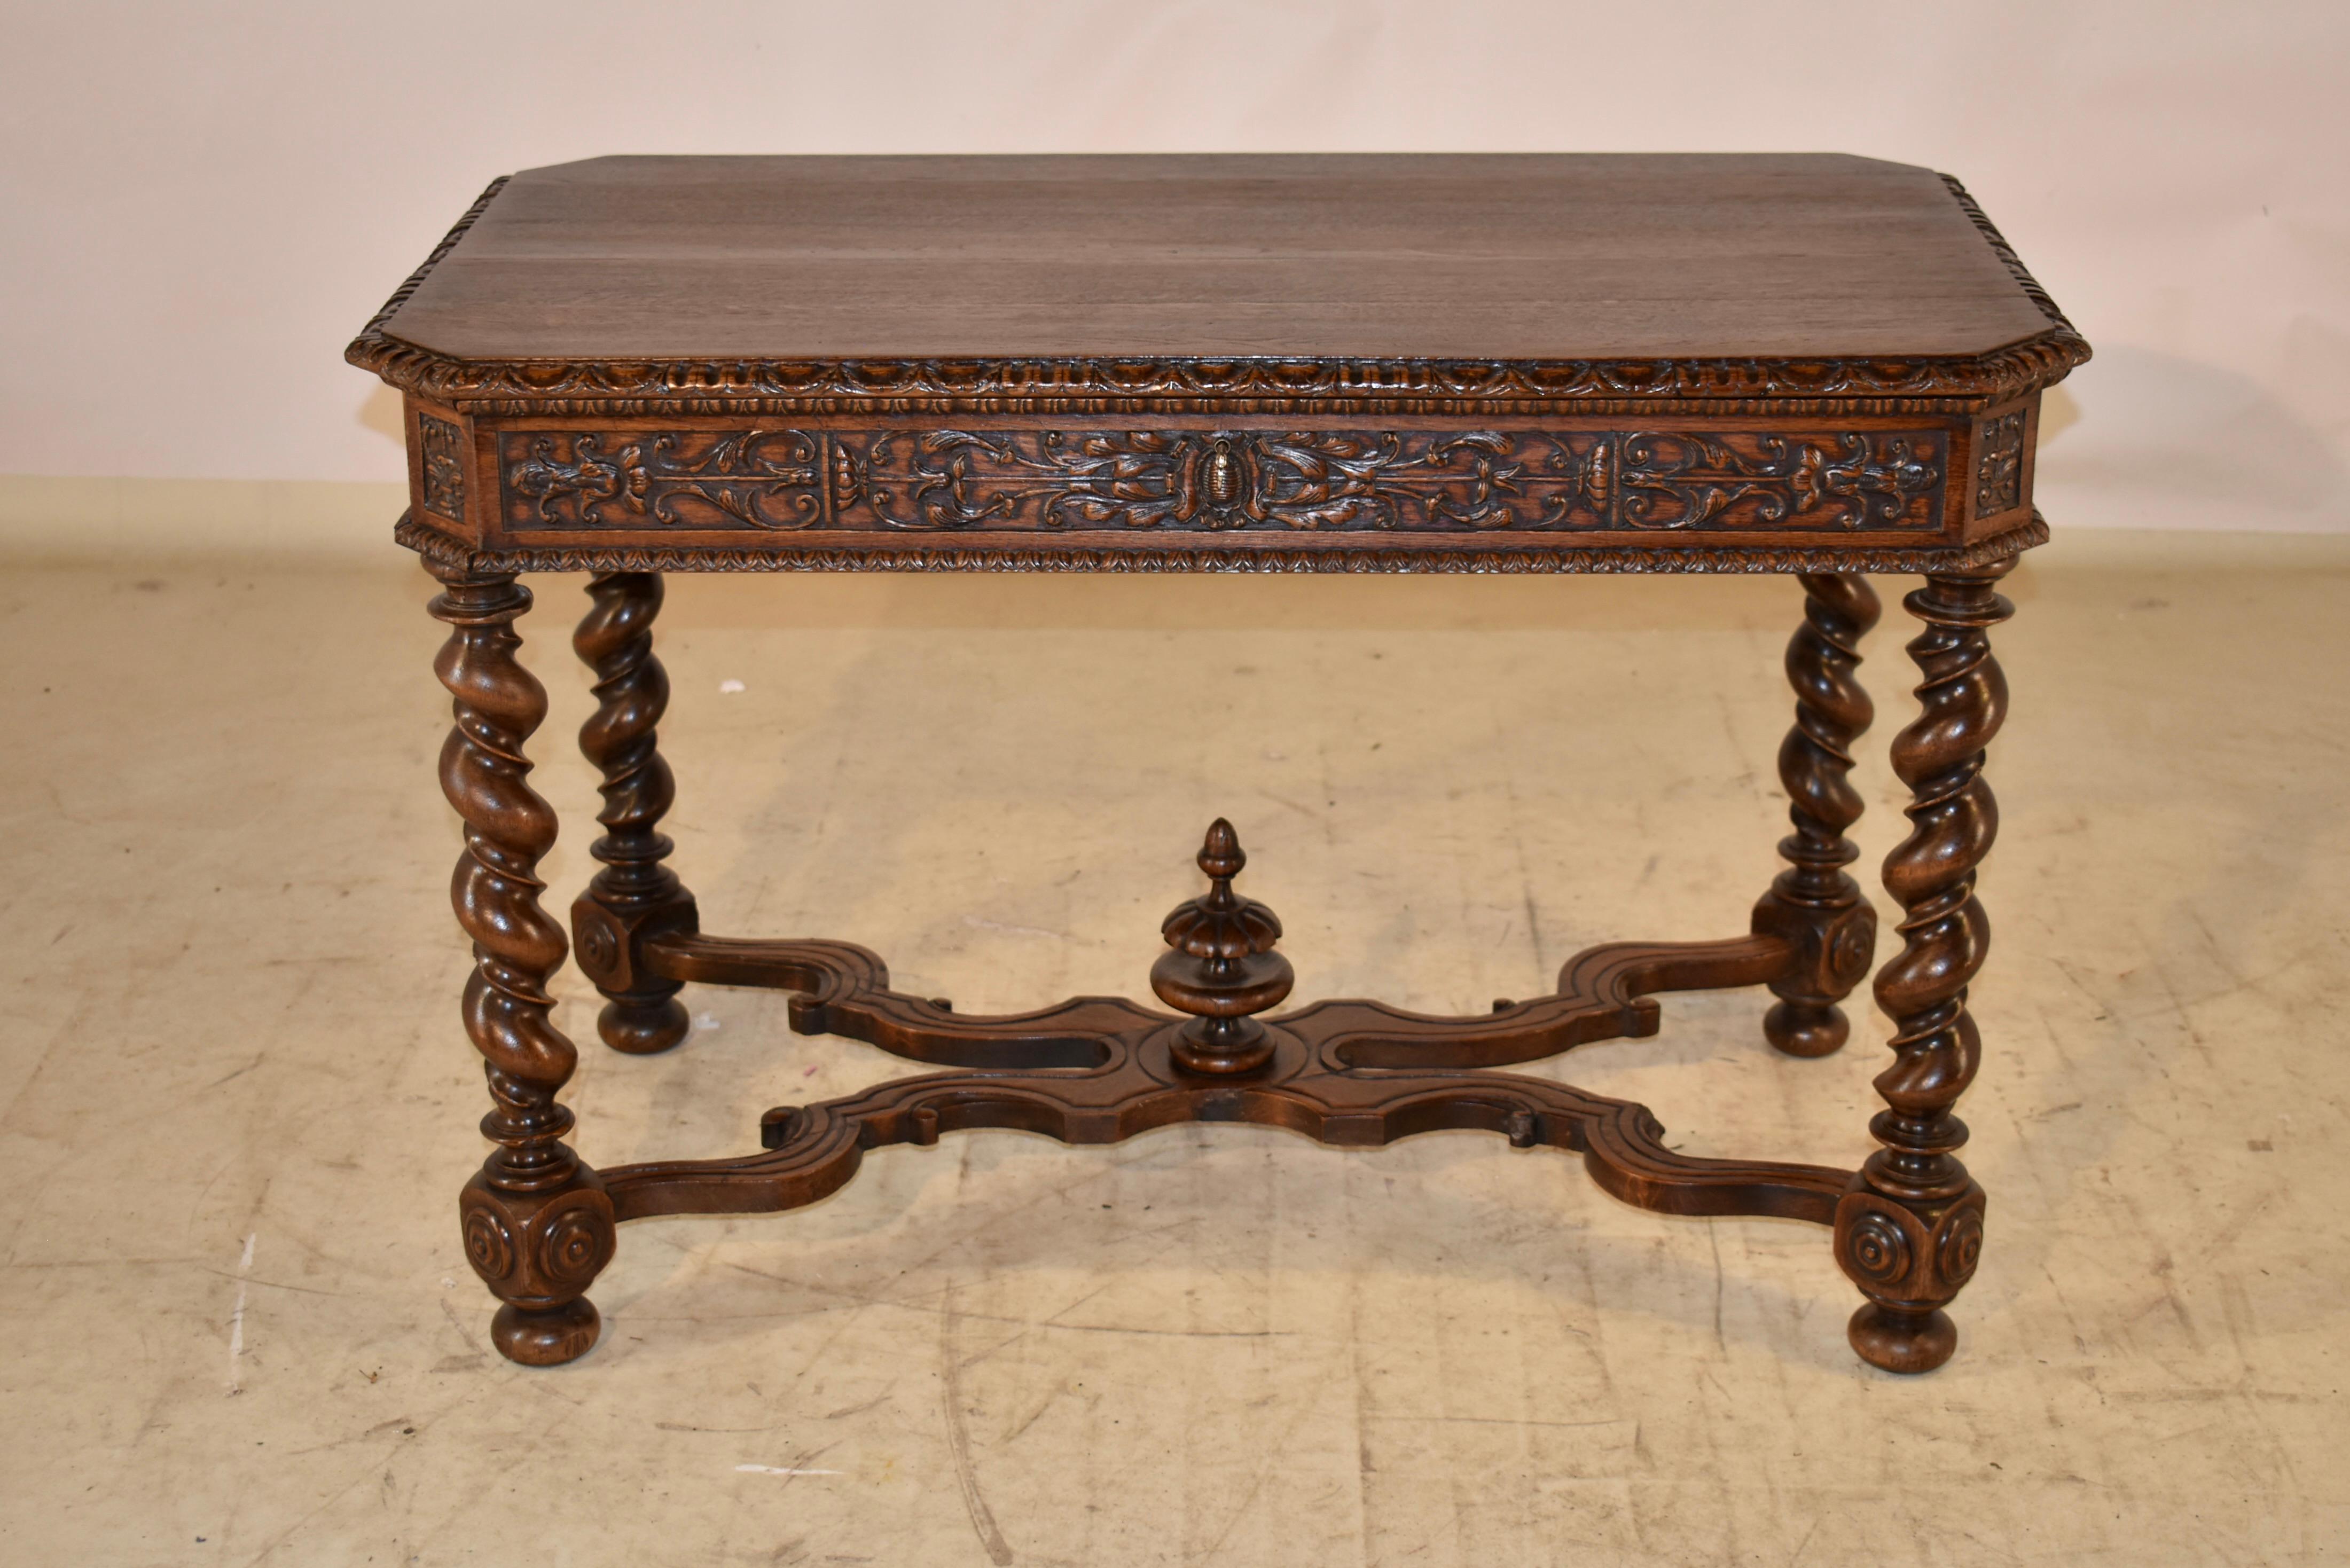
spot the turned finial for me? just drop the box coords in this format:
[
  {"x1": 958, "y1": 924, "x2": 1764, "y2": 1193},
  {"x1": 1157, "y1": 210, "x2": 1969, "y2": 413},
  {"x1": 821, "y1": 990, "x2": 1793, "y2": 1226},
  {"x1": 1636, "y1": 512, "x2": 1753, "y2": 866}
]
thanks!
[{"x1": 1151, "y1": 819, "x2": 1293, "y2": 1074}]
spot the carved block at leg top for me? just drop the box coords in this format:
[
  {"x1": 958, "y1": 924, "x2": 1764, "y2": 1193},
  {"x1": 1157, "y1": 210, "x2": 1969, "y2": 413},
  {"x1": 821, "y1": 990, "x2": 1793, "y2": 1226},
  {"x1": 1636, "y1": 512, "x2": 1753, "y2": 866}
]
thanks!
[
  {"x1": 1752, "y1": 571, "x2": 1881, "y2": 1057},
  {"x1": 428, "y1": 562, "x2": 615, "y2": 1366},
  {"x1": 570, "y1": 571, "x2": 699, "y2": 1055},
  {"x1": 1836, "y1": 562, "x2": 2010, "y2": 1373}
]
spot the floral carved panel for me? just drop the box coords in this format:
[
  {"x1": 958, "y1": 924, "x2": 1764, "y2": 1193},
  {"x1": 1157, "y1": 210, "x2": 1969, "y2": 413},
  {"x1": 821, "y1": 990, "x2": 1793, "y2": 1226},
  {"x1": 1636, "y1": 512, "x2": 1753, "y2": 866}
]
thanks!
[
  {"x1": 1974, "y1": 409, "x2": 2027, "y2": 518},
  {"x1": 419, "y1": 414, "x2": 468, "y2": 523},
  {"x1": 497, "y1": 427, "x2": 1947, "y2": 535}
]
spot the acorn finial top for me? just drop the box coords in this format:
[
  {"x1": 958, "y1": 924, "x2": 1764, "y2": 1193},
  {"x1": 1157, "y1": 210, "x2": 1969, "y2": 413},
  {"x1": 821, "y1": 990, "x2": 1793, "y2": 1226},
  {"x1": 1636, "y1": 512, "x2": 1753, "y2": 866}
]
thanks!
[
  {"x1": 1164, "y1": 819, "x2": 1281, "y2": 961},
  {"x1": 1198, "y1": 817, "x2": 1245, "y2": 881}
]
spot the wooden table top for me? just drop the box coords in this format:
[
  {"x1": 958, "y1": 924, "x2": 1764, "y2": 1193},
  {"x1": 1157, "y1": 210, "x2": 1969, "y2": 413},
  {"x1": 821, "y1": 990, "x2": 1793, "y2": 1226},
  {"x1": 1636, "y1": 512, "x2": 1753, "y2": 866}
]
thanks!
[
  {"x1": 375, "y1": 153, "x2": 2053, "y2": 365},
  {"x1": 351, "y1": 154, "x2": 2086, "y2": 577}
]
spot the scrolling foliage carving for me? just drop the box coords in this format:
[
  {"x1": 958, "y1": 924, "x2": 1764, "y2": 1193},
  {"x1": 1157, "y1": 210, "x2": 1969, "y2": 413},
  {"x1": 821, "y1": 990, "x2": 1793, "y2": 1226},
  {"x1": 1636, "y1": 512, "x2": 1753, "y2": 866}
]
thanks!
[
  {"x1": 505, "y1": 430, "x2": 848, "y2": 530},
  {"x1": 499, "y1": 427, "x2": 1947, "y2": 535}
]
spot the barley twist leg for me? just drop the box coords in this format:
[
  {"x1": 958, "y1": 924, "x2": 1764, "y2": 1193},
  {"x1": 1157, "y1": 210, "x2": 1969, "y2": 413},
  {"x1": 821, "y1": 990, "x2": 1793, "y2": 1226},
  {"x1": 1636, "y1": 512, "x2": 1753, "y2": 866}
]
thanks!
[
  {"x1": 1837, "y1": 563, "x2": 2010, "y2": 1373},
  {"x1": 1753, "y1": 571, "x2": 1882, "y2": 1057},
  {"x1": 429, "y1": 563, "x2": 613, "y2": 1367},
  {"x1": 569, "y1": 571, "x2": 699, "y2": 1054}
]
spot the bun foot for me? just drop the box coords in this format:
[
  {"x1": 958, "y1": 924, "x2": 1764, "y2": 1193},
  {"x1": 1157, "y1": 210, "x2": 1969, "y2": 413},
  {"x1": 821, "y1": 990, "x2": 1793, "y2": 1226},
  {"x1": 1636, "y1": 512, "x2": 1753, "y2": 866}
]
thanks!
[
  {"x1": 1848, "y1": 1302, "x2": 1956, "y2": 1374},
  {"x1": 600, "y1": 996, "x2": 691, "y2": 1055},
  {"x1": 1763, "y1": 999, "x2": 1849, "y2": 1058},
  {"x1": 492, "y1": 1298, "x2": 602, "y2": 1366}
]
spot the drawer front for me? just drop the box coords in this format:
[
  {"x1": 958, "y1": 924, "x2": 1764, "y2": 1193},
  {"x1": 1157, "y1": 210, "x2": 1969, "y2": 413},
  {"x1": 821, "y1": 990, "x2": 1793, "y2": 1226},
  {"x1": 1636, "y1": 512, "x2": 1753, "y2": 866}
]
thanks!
[{"x1": 482, "y1": 422, "x2": 1951, "y2": 538}]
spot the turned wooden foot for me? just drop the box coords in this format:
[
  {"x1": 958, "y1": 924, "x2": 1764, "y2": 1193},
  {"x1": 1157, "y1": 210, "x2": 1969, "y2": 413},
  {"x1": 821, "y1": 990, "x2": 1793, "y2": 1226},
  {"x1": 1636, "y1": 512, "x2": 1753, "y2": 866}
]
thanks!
[
  {"x1": 1847, "y1": 1303, "x2": 1958, "y2": 1375},
  {"x1": 430, "y1": 565, "x2": 613, "y2": 1364},
  {"x1": 594, "y1": 997, "x2": 688, "y2": 1056},
  {"x1": 1836, "y1": 563, "x2": 2010, "y2": 1373},
  {"x1": 1762, "y1": 1002, "x2": 1847, "y2": 1060},
  {"x1": 494, "y1": 1300, "x2": 603, "y2": 1367},
  {"x1": 1752, "y1": 571, "x2": 1881, "y2": 1058},
  {"x1": 570, "y1": 571, "x2": 698, "y2": 1055},
  {"x1": 463, "y1": 1167, "x2": 615, "y2": 1366}
]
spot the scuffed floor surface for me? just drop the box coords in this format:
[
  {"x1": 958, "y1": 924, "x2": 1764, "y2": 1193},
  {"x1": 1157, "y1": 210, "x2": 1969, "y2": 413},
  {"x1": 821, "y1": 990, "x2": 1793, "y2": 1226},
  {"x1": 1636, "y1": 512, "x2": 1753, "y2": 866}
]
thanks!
[{"x1": 1, "y1": 530, "x2": 2344, "y2": 1564}]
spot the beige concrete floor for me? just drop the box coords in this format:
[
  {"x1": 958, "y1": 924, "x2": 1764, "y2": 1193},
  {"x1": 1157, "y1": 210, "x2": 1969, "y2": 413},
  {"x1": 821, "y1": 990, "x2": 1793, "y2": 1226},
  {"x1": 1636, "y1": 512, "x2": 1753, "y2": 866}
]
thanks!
[{"x1": 2, "y1": 528, "x2": 2346, "y2": 1565}]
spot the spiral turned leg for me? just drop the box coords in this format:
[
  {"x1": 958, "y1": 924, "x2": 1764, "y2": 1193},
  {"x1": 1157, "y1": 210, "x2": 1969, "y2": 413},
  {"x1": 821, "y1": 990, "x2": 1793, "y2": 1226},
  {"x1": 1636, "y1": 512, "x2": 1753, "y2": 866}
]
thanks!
[
  {"x1": 1752, "y1": 573, "x2": 1881, "y2": 1057},
  {"x1": 428, "y1": 563, "x2": 614, "y2": 1367},
  {"x1": 569, "y1": 572, "x2": 698, "y2": 1055},
  {"x1": 1836, "y1": 564, "x2": 2010, "y2": 1374}
]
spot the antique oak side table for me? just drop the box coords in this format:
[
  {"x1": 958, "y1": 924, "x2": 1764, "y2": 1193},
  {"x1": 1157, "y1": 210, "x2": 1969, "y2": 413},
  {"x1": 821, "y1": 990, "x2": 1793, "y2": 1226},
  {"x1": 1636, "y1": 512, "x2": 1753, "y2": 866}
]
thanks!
[{"x1": 349, "y1": 154, "x2": 2086, "y2": 1375}]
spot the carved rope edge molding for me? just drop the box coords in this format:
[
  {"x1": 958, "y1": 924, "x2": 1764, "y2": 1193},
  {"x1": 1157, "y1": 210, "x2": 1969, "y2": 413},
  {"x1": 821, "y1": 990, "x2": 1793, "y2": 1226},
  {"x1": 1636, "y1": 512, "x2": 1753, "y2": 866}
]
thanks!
[
  {"x1": 1938, "y1": 174, "x2": 2080, "y2": 338},
  {"x1": 347, "y1": 176, "x2": 2090, "y2": 410},
  {"x1": 393, "y1": 511, "x2": 2049, "y2": 577}
]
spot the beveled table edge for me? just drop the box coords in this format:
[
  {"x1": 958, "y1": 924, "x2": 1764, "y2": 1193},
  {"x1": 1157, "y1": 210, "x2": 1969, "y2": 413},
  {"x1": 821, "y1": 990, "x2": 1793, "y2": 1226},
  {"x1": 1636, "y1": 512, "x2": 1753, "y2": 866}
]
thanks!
[
  {"x1": 346, "y1": 173, "x2": 2090, "y2": 415},
  {"x1": 394, "y1": 508, "x2": 2048, "y2": 576}
]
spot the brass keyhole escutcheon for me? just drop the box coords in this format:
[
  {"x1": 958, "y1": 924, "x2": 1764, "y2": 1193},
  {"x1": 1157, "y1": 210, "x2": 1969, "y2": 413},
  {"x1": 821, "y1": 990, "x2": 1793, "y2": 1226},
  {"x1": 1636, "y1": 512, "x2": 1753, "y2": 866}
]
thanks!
[{"x1": 1203, "y1": 438, "x2": 1241, "y2": 507}]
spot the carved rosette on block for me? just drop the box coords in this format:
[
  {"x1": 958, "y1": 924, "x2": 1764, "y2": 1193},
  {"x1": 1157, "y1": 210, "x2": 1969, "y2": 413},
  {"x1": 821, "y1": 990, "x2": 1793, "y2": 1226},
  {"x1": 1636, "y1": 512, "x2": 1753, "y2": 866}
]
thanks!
[
  {"x1": 427, "y1": 563, "x2": 613, "y2": 1366},
  {"x1": 1151, "y1": 821, "x2": 1295, "y2": 1075},
  {"x1": 458, "y1": 1168, "x2": 617, "y2": 1358},
  {"x1": 1751, "y1": 573, "x2": 1882, "y2": 1056},
  {"x1": 1837, "y1": 562, "x2": 2012, "y2": 1373},
  {"x1": 568, "y1": 571, "x2": 700, "y2": 1054}
]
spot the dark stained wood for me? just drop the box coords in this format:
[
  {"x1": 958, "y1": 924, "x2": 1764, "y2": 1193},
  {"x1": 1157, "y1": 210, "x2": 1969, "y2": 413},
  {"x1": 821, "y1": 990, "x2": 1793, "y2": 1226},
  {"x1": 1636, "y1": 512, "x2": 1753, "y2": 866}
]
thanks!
[
  {"x1": 568, "y1": 571, "x2": 699, "y2": 1054},
  {"x1": 356, "y1": 157, "x2": 2087, "y2": 577},
  {"x1": 1835, "y1": 562, "x2": 2012, "y2": 1373},
  {"x1": 380, "y1": 154, "x2": 2054, "y2": 364},
  {"x1": 1151, "y1": 820, "x2": 1294, "y2": 1075},
  {"x1": 1751, "y1": 573, "x2": 1881, "y2": 1056},
  {"x1": 426, "y1": 565, "x2": 613, "y2": 1367},
  {"x1": 379, "y1": 154, "x2": 2058, "y2": 1374},
  {"x1": 604, "y1": 880, "x2": 1838, "y2": 1227}
]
